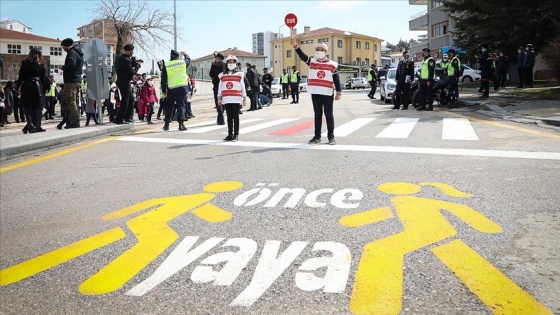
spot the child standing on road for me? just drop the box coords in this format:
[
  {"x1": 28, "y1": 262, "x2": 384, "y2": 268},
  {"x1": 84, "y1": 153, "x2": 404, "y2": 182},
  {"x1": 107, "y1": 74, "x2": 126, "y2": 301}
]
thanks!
[
  {"x1": 218, "y1": 55, "x2": 246, "y2": 142},
  {"x1": 139, "y1": 75, "x2": 158, "y2": 124},
  {"x1": 85, "y1": 98, "x2": 101, "y2": 126},
  {"x1": 291, "y1": 36, "x2": 342, "y2": 145}
]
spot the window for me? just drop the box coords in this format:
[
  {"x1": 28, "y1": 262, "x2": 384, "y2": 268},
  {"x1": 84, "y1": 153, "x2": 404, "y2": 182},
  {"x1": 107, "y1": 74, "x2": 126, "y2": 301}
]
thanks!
[
  {"x1": 287, "y1": 50, "x2": 292, "y2": 57},
  {"x1": 375, "y1": 44, "x2": 378, "y2": 52},
  {"x1": 300, "y1": 40, "x2": 314, "y2": 44},
  {"x1": 356, "y1": 57, "x2": 361, "y2": 65},
  {"x1": 337, "y1": 40, "x2": 343, "y2": 48},
  {"x1": 365, "y1": 42, "x2": 370, "y2": 50},
  {"x1": 431, "y1": 21, "x2": 449, "y2": 37},
  {"x1": 356, "y1": 41, "x2": 361, "y2": 49},
  {"x1": 50, "y1": 47, "x2": 62, "y2": 56},
  {"x1": 318, "y1": 38, "x2": 329, "y2": 42},
  {"x1": 8, "y1": 44, "x2": 21, "y2": 54},
  {"x1": 337, "y1": 56, "x2": 343, "y2": 64},
  {"x1": 431, "y1": 0, "x2": 443, "y2": 9},
  {"x1": 29, "y1": 45, "x2": 42, "y2": 53},
  {"x1": 365, "y1": 58, "x2": 370, "y2": 65}
]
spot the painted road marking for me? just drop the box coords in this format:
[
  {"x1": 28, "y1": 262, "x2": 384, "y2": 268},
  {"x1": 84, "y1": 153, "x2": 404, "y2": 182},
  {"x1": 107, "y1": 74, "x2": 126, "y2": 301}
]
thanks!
[
  {"x1": 442, "y1": 118, "x2": 479, "y2": 141},
  {"x1": 117, "y1": 136, "x2": 560, "y2": 160},
  {"x1": 269, "y1": 119, "x2": 317, "y2": 136},
  {"x1": 323, "y1": 118, "x2": 376, "y2": 138},
  {"x1": 230, "y1": 118, "x2": 300, "y2": 135},
  {"x1": 187, "y1": 119, "x2": 263, "y2": 134},
  {"x1": 376, "y1": 118, "x2": 419, "y2": 139}
]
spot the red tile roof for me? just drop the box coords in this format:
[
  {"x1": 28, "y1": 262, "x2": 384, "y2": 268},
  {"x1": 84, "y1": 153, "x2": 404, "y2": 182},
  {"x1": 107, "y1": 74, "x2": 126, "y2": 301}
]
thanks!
[
  {"x1": 193, "y1": 48, "x2": 266, "y2": 62},
  {"x1": 0, "y1": 28, "x2": 60, "y2": 43},
  {"x1": 293, "y1": 27, "x2": 383, "y2": 41}
]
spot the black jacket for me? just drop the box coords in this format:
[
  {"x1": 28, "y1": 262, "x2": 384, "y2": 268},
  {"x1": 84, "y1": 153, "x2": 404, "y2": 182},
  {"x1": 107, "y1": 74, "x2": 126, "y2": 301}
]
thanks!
[
  {"x1": 246, "y1": 68, "x2": 260, "y2": 88},
  {"x1": 396, "y1": 60, "x2": 415, "y2": 83},
  {"x1": 262, "y1": 73, "x2": 273, "y2": 87},
  {"x1": 209, "y1": 61, "x2": 224, "y2": 86},
  {"x1": 496, "y1": 56, "x2": 509, "y2": 71},
  {"x1": 478, "y1": 51, "x2": 492, "y2": 74},
  {"x1": 523, "y1": 50, "x2": 535, "y2": 67},
  {"x1": 116, "y1": 53, "x2": 137, "y2": 85},
  {"x1": 62, "y1": 46, "x2": 84, "y2": 84}
]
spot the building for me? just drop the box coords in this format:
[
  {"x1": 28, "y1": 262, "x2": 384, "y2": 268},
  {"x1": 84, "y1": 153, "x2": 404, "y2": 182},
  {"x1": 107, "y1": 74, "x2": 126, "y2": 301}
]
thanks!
[
  {"x1": 272, "y1": 26, "x2": 383, "y2": 81},
  {"x1": 409, "y1": 0, "x2": 455, "y2": 61},
  {"x1": 190, "y1": 48, "x2": 267, "y2": 80},
  {"x1": 0, "y1": 28, "x2": 62, "y2": 81},
  {"x1": 252, "y1": 31, "x2": 279, "y2": 69},
  {"x1": 0, "y1": 20, "x2": 33, "y2": 34}
]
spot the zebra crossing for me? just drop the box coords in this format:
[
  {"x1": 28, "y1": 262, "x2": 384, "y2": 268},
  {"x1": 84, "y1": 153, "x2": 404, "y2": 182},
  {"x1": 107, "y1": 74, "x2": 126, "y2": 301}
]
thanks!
[{"x1": 177, "y1": 117, "x2": 480, "y2": 141}]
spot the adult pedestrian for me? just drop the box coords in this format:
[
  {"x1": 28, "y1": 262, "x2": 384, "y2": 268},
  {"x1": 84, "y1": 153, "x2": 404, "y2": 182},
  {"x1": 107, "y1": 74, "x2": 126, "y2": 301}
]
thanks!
[
  {"x1": 245, "y1": 63, "x2": 260, "y2": 111},
  {"x1": 2, "y1": 81, "x2": 15, "y2": 125},
  {"x1": 490, "y1": 53, "x2": 499, "y2": 91},
  {"x1": 416, "y1": 48, "x2": 435, "y2": 111},
  {"x1": 44, "y1": 76, "x2": 57, "y2": 119},
  {"x1": 446, "y1": 49, "x2": 461, "y2": 108},
  {"x1": 11, "y1": 82, "x2": 24, "y2": 123},
  {"x1": 523, "y1": 44, "x2": 535, "y2": 88},
  {"x1": 16, "y1": 48, "x2": 49, "y2": 133},
  {"x1": 114, "y1": 44, "x2": 140, "y2": 124},
  {"x1": 291, "y1": 37, "x2": 342, "y2": 145},
  {"x1": 281, "y1": 69, "x2": 289, "y2": 99},
  {"x1": 477, "y1": 43, "x2": 492, "y2": 98},
  {"x1": 367, "y1": 64, "x2": 378, "y2": 99},
  {"x1": 56, "y1": 84, "x2": 70, "y2": 129},
  {"x1": 393, "y1": 51, "x2": 414, "y2": 110},
  {"x1": 516, "y1": 46, "x2": 525, "y2": 88},
  {"x1": 496, "y1": 51, "x2": 509, "y2": 89},
  {"x1": 289, "y1": 65, "x2": 300, "y2": 104},
  {"x1": 218, "y1": 55, "x2": 246, "y2": 142},
  {"x1": 209, "y1": 52, "x2": 225, "y2": 125},
  {"x1": 262, "y1": 68, "x2": 273, "y2": 88},
  {"x1": 60, "y1": 37, "x2": 84, "y2": 128},
  {"x1": 80, "y1": 75, "x2": 87, "y2": 115},
  {"x1": 161, "y1": 50, "x2": 190, "y2": 131}
]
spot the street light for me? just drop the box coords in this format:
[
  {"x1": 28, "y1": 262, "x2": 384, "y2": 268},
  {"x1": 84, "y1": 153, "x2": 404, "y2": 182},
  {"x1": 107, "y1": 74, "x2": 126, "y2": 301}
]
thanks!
[{"x1": 278, "y1": 24, "x2": 285, "y2": 74}]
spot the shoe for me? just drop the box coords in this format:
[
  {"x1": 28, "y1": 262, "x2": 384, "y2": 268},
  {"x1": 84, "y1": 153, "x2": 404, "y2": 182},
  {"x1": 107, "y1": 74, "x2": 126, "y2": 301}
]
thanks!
[
  {"x1": 425, "y1": 107, "x2": 433, "y2": 111},
  {"x1": 401, "y1": 107, "x2": 408, "y2": 110},
  {"x1": 64, "y1": 124, "x2": 80, "y2": 129},
  {"x1": 295, "y1": 101, "x2": 299, "y2": 104},
  {"x1": 36, "y1": 127, "x2": 46, "y2": 132},
  {"x1": 223, "y1": 135, "x2": 234, "y2": 142},
  {"x1": 328, "y1": 138, "x2": 336, "y2": 145},
  {"x1": 178, "y1": 122, "x2": 187, "y2": 131},
  {"x1": 391, "y1": 107, "x2": 399, "y2": 110},
  {"x1": 367, "y1": 95, "x2": 373, "y2": 99},
  {"x1": 115, "y1": 121, "x2": 129, "y2": 125},
  {"x1": 372, "y1": 96, "x2": 376, "y2": 99},
  {"x1": 48, "y1": 116, "x2": 54, "y2": 120},
  {"x1": 85, "y1": 123, "x2": 89, "y2": 126},
  {"x1": 308, "y1": 137, "x2": 321, "y2": 144},
  {"x1": 163, "y1": 122, "x2": 169, "y2": 131},
  {"x1": 290, "y1": 101, "x2": 295, "y2": 104},
  {"x1": 239, "y1": 111, "x2": 243, "y2": 115},
  {"x1": 217, "y1": 122, "x2": 225, "y2": 125},
  {"x1": 124, "y1": 119, "x2": 134, "y2": 123},
  {"x1": 56, "y1": 124, "x2": 62, "y2": 130},
  {"x1": 157, "y1": 116, "x2": 162, "y2": 120},
  {"x1": 232, "y1": 135, "x2": 238, "y2": 142},
  {"x1": 188, "y1": 115, "x2": 195, "y2": 118},
  {"x1": 147, "y1": 121, "x2": 154, "y2": 125},
  {"x1": 480, "y1": 95, "x2": 489, "y2": 99}
]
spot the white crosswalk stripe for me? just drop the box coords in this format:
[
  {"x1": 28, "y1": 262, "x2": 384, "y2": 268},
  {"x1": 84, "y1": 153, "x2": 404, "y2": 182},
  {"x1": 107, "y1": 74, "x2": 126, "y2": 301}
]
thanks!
[
  {"x1": 442, "y1": 118, "x2": 479, "y2": 140},
  {"x1": 232, "y1": 118, "x2": 300, "y2": 135},
  {"x1": 375, "y1": 118, "x2": 419, "y2": 139},
  {"x1": 322, "y1": 118, "x2": 376, "y2": 138},
  {"x1": 186, "y1": 119, "x2": 263, "y2": 134}
]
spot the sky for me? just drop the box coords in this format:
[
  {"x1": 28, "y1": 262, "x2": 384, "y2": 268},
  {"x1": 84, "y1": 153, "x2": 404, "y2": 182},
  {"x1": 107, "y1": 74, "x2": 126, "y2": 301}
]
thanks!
[{"x1": 1, "y1": 0, "x2": 425, "y2": 63}]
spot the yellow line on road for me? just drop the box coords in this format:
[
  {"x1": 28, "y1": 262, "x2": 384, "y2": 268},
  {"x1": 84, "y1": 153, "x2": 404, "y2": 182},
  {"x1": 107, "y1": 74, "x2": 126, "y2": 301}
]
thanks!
[
  {"x1": 0, "y1": 127, "x2": 161, "y2": 173},
  {"x1": 441, "y1": 110, "x2": 560, "y2": 140}
]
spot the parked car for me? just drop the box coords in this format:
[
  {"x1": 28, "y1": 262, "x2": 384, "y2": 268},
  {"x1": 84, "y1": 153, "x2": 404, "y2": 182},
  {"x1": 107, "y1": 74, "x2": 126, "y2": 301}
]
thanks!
[
  {"x1": 435, "y1": 62, "x2": 481, "y2": 83},
  {"x1": 351, "y1": 77, "x2": 368, "y2": 89},
  {"x1": 299, "y1": 77, "x2": 307, "y2": 92},
  {"x1": 344, "y1": 78, "x2": 353, "y2": 89},
  {"x1": 270, "y1": 77, "x2": 281, "y2": 98},
  {"x1": 379, "y1": 68, "x2": 397, "y2": 104}
]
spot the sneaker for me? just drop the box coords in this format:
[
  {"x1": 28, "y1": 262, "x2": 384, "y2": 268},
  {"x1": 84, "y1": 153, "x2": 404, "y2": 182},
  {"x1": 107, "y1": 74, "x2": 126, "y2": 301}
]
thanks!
[
  {"x1": 308, "y1": 137, "x2": 321, "y2": 144},
  {"x1": 223, "y1": 135, "x2": 234, "y2": 142},
  {"x1": 328, "y1": 138, "x2": 336, "y2": 145},
  {"x1": 232, "y1": 135, "x2": 238, "y2": 142}
]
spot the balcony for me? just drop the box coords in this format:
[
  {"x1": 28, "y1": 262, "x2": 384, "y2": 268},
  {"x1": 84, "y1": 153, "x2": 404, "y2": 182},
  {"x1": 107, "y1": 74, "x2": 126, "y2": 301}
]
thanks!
[
  {"x1": 409, "y1": 10, "x2": 428, "y2": 31},
  {"x1": 409, "y1": 0, "x2": 428, "y2": 4}
]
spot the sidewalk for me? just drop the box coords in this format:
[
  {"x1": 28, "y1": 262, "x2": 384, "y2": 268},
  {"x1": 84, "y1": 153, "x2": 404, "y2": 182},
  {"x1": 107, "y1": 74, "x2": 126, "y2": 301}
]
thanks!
[{"x1": 456, "y1": 86, "x2": 560, "y2": 129}]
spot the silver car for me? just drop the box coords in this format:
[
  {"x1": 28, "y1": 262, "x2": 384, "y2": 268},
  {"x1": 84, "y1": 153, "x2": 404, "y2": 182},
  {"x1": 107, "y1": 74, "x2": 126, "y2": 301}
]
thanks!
[
  {"x1": 380, "y1": 68, "x2": 397, "y2": 104},
  {"x1": 270, "y1": 77, "x2": 281, "y2": 98}
]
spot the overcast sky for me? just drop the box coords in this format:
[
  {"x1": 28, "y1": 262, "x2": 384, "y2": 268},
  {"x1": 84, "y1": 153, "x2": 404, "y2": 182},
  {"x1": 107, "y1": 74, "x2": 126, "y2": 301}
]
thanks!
[{"x1": 2, "y1": 0, "x2": 426, "y2": 61}]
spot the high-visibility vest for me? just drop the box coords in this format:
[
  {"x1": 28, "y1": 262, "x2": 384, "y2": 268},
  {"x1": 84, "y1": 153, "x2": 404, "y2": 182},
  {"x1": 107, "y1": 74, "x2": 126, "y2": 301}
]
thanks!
[
  {"x1": 281, "y1": 73, "x2": 289, "y2": 84},
  {"x1": 367, "y1": 70, "x2": 373, "y2": 81},
  {"x1": 440, "y1": 60, "x2": 450, "y2": 71},
  {"x1": 448, "y1": 56, "x2": 461, "y2": 77},
  {"x1": 290, "y1": 71, "x2": 299, "y2": 83},
  {"x1": 81, "y1": 80, "x2": 87, "y2": 90},
  {"x1": 165, "y1": 60, "x2": 188, "y2": 89},
  {"x1": 307, "y1": 58, "x2": 338, "y2": 96},
  {"x1": 219, "y1": 72, "x2": 245, "y2": 104},
  {"x1": 420, "y1": 56, "x2": 434, "y2": 80},
  {"x1": 46, "y1": 82, "x2": 56, "y2": 97}
]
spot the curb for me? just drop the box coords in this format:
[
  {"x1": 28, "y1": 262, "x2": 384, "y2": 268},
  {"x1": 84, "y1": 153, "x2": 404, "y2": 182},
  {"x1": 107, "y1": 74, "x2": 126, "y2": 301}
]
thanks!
[{"x1": 0, "y1": 124, "x2": 132, "y2": 159}]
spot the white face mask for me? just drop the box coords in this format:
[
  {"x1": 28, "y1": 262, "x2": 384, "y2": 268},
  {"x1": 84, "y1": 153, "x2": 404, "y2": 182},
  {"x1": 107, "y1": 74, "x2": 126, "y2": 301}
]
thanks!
[
  {"x1": 443, "y1": 58, "x2": 448, "y2": 61},
  {"x1": 147, "y1": 81, "x2": 153, "y2": 86},
  {"x1": 227, "y1": 63, "x2": 237, "y2": 70},
  {"x1": 315, "y1": 51, "x2": 326, "y2": 59},
  {"x1": 481, "y1": 48, "x2": 486, "y2": 52},
  {"x1": 525, "y1": 47, "x2": 529, "y2": 51},
  {"x1": 499, "y1": 54, "x2": 504, "y2": 57}
]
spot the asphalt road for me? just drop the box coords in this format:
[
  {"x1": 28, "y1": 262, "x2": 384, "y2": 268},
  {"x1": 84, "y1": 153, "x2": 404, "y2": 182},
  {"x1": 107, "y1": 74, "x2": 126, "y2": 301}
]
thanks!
[{"x1": 1, "y1": 90, "x2": 559, "y2": 315}]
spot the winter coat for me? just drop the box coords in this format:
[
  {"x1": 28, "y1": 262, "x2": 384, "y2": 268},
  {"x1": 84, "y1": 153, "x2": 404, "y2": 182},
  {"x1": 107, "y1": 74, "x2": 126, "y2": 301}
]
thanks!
[
  {"x1": 62, "y1": 47, "x2": 84, "y2": 83},
  {"x1": 139, "y1": 83, "x2": 158, "y2": 115}
]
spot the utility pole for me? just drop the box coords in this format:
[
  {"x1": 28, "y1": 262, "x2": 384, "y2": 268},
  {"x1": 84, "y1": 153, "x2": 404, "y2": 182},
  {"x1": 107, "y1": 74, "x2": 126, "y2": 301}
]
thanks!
[{"x1": 173, "y1": 0, "x2": 177, "y2": 51}]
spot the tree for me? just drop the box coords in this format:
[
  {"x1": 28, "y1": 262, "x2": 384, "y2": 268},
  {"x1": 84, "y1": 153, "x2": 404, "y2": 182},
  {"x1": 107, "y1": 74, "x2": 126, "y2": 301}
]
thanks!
[
  {"x1": 93, "y1": 0, "x2": 176, "y2": 77},
  {"x1": 443, "y1": 0, "x2": 560, "y2": 60},
  {"x1": 541, "y1": 36, "x2": 560, "y2": 84}
]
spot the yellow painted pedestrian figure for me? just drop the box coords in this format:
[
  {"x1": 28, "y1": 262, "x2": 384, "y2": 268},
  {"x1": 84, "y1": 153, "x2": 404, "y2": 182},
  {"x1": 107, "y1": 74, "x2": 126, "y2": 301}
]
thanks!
[
  {"x1": 0, "y1": 181, "x2": 243, "y2": 295},
  {"x1": 340, "y1": 182, "x2": 551, "y2": 315}
]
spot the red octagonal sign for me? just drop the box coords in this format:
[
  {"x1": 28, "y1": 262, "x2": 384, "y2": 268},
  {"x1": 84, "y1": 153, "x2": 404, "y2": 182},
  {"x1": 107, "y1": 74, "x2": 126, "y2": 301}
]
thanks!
[{"x1": 285, "y1": 13, "x2": 298, "y2": 28}]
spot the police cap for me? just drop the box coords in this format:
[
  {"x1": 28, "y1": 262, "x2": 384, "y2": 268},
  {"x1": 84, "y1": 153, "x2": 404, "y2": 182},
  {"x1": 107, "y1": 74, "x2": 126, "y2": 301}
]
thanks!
[
  {"x1": 123, "y1": 44, "x2": 134, "y2": 51},
  {"x1": 170, "y1": 50, "x2": 180, "y2": 56},
  {"x1": 448, "y1": 49, "x2": 456, "y2": 55},
  {"x1": 422, "y1": 48, "x2": 431, "y2": 53}
]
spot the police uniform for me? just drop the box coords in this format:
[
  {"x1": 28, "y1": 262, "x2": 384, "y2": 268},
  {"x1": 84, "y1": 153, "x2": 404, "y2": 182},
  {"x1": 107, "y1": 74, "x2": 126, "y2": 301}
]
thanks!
[
  {"x1": 281, "y1": 71, "x2": 290, "y2": 99},
  {"x1": 114, "y1": 43, "x2": 138, "y2": 124},
  {"x1": 161, "y1": 49, "x2": 190, "y2": 131},
  {"x1": 393, "y1": 55, "x2": 414, "y2": 110},
  {"x1": 446, "y1": 50, "x2": 461, "y2": 108},
  {"x1": 417, "y1": 48, "x2": 435, "y2": 111},
  {"x1": 367, "y1": 66, "x2": 377, "y2": 99},
  {"x1": 289, "y1": 67, "x2": 300, "y2": 104}
]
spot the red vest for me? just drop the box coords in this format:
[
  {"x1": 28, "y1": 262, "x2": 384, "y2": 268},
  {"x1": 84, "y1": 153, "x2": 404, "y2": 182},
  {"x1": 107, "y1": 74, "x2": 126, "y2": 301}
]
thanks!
[
  {"x1": 307, "y1": 58, "x2": 338, "y2": 96},
  {"x1": 219, "y1": 72, "x2": 244, "y2": 104}
]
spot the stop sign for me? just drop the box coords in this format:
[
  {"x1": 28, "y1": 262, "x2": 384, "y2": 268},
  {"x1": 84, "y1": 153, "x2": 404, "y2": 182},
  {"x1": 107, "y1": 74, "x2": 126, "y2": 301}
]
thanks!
[{"x1": 285, "y1": 13, "x2": 298, "y2": 28}]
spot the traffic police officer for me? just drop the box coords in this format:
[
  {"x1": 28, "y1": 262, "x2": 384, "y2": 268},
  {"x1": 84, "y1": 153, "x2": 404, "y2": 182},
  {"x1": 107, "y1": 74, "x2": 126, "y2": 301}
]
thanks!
[
  {"x1": 161, "y1": 49, "x2": 191, "y2": 131},
  {"x1": 478, "y1": 43, "x2": 492, "y2": 98},
  {"x1": 446, "y1": 49, "x2": 461, "y2": 108},
  {"x1": 281, "y1": 69, "x2": 289, "y2": 99},
  {"x1": 367, "y1": 64, "x2": 378, "y2": 99},
  {"x1": 289, "y1": 65, "x2": 300, "y2": 104},
  {"x1": 440, "y1": 54, "x2": 450, "y2": 73},
  {"x1": 45, "y1": 76, "x2": 57, "y2": 119},
  {"x1": 417, "y1": 48, "x2": 435, "y2": 111},
  {"x1": 393, "y1": 51, "x2": 414, "y2": 110}
]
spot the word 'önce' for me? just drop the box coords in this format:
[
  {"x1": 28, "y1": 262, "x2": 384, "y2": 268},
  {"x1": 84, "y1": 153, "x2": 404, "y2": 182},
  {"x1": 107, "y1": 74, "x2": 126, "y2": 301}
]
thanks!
[
  {"x1": 234, "y1": 183, "x2": 363, "y2": 209},
  {"x1": 126, "y1": 236, "x2": 351, "y2": 306}
]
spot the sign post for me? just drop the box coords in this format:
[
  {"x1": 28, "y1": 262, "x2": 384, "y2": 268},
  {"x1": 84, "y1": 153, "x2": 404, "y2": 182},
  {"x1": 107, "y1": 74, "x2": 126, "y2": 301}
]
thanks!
[
  {"x1": 83, "y1": 38, "x2": 109, "y2": 124},
  {"x1": 284, "y1": 13, "x2": 298, "y2": 73}
]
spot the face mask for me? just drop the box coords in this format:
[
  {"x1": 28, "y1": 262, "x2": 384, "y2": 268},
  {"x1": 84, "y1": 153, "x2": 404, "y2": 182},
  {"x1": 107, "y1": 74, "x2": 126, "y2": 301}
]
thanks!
[
  {"x1": 147, "y1": 81, "x2": 153, "y2": 86},
  {"x1": 518, "y1": 50, "x2": 522, "y2": 53},
  {"x1": 227, "y1": 63, "x2": 237, "y2": 70},
  {"x1": 525, "y1": 47, "x2": 529, "y2": 51},
  {"x1": 499, "y1": 54, "x2": 504, "y2": 57},
  {"x1": 481, "y1": 48, "x2": 486, "y2": 52},
  {"x1": 315, "y1": 51, "x2": 326, "y2": 59},
  {"x1": 443, "y1": 58, "x2": 448, "y2": 61}
]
